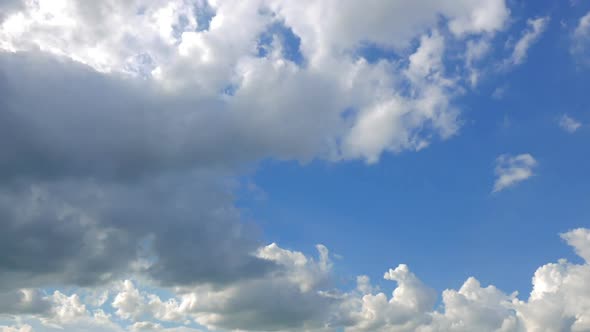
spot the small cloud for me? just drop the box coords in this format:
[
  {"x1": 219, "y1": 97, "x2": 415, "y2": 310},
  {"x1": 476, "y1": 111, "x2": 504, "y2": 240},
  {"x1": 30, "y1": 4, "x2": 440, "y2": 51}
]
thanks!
[
  {"x1": 493, "y1": 153, "x2": 537, "y2": 193},
  {"x1": 492, "y1": 85, "x2": 507, "y2": 99},
  {"x1": 501, "y1": 114, "x2": 511, "y2": 129},
  {"x1": 245, "y1": 181, "x2": 268, "y2": 202},
  {"x1": 504, "y1": 16, "x2": 550, "y2": 67},
  {"x1": 572, "y1": 11, "x2": 590, "y2": 66},
  {"x1": 558, "y1": 114, "x2": 582, "y2": 133}
]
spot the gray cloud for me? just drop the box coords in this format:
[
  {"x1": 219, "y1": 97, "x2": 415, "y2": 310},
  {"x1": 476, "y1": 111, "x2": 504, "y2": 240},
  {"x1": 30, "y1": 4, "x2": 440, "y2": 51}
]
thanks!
[
  {"x1": 0, "y1": 0, "x2": 22, "y2": 16},
  {"x1": 0, "y1": 52, "x2": 228, "y2": 182},
  {"x1": 0, "y1": 168, "x2": 274, "y2": 289},
  {"x1": 0, "y1": 289, "x2": 52, "y2": 316}
]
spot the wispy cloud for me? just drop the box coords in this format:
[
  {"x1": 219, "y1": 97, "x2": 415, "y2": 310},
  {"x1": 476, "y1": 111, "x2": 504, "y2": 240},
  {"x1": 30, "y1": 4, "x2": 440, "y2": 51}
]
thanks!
[
  {"x1": 493, "y1": 153, "x2": 538, "y2": 193},
  {"x1": 505, "y1": 16, "x2": 550, "y2": 67},
  {"x1": 572, "y1": 11, "x2": 590, "y2": 66},
  {"x1": 559, "y1": 114, "x2": 582, "y2": 133}
]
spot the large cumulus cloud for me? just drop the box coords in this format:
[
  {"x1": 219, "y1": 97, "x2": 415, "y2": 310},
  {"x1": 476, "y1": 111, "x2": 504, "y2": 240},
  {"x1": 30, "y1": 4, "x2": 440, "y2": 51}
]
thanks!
[{"x1": 0, "y1": 0, "x2": 517, "y2": 290}]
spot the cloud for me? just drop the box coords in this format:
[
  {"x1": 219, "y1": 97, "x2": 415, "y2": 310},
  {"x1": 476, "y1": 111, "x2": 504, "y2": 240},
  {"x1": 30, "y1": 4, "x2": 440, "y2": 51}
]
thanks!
[
  {"x1": 342, "y1": 31, "x2": 460, "y2": 162},
  {"x1": 130, "y1": 322, "x2": 202, "y2": 332},
  {"x1": 559, "y1": 114, "x2": 582, "y2": 133},
  {"x1": 561, "y1": 228, "x2": 590, "y2": 263},
  {"x1": 2, "y1": 229, "x2": 590, "y2": 331},
  {"x1": 493, "y1": 154, "x2": 538, "y2": 193},
  {"x1": 505, "y1": 16, "x2": 550, "y2": 67},
  {"x1": 112, "y1": 243, "x2": 337, "y2": 331},
  {"x1": 465, "y1": 37, "x2": 493, "y2": 86},
  {"x1": 0, "y1": 289, "x2": 52, "y2": 317},
  {"x1": 0, "y1": 0, "x2": 22, "y2": 17},
  {"x1": 492, "y1": 85, "x2": 508, "y2": 99},
  {"x1": 0, "y1": 326, "x2": 34, "y2": 332},
  {"x1": 572, "y1": 11, "x2": 590, "y2": 66},
  {"x1": 0, "y1": 169, "x2": 275, "y2": 290}
]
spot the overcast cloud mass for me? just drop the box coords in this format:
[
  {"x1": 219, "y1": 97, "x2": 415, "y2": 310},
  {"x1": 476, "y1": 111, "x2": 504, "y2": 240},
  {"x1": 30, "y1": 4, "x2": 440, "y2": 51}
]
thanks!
[{"x1": 1, "y1": 0, "x2": 589, "y2": 331}]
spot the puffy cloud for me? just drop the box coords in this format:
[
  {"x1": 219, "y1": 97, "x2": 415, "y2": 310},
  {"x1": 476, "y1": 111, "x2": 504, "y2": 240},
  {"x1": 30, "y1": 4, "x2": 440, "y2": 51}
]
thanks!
[
  {"x1": 0, "y1": 325, "x2": 34, "y2": 332},
  {"x1": 0, "y1": 289, "x2": 122, "y2": 331},
  {"x1": 505, "y1": 17, "x2": 550, "y2": 67},
  {"x1": 342, "y1": 31, "x2": 459, "y2": 162},
  {"x1": 112, "y1": 243, "x2": 337, "y2": 331},
  {"x1": 493, "y1": 154, "x2": 538, "y2": 193},
  {"x1": 342, "y1": 228, "x2": 590, "y2": 331},
  {"x1": 267, "y1": 0, "x2": 509, "y2": 61},
  {"x1": 342, "y1": 264, "x2": 437, "y2": 331},
  {"x1": 561, "y1": 228, "x2": 590, "y2": 263},
  {"x1": 424, "y1": 277, "x2": 519, "y2": 332},
  {"x1": 558, "y1": 114, "x2": 582, "y2": 133}
]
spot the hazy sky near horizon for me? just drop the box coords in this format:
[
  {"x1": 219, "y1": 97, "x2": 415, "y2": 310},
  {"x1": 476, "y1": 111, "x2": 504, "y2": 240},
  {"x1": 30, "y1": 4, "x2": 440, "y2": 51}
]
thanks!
[{"x1": 1, "y1": 0, "x2": 590, "y2": 331}]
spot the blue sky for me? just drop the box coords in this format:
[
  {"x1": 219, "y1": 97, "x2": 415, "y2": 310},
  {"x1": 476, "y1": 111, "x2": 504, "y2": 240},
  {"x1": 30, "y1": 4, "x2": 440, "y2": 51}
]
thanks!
[{"x1": 1, "y1": 0, "x2": 590, "y2": 331}]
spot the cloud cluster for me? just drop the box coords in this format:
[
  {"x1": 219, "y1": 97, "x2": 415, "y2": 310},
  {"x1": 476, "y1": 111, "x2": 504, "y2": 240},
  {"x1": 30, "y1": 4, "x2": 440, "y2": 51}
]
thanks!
[{"x1": 2, "y1": 228, "x2": 590, "y2": 331}]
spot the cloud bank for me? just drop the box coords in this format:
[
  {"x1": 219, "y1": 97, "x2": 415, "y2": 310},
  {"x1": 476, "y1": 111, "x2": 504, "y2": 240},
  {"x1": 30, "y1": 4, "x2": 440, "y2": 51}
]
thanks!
[{"x1": 1, "y1": 229, "x2": 590, "y2": 331}]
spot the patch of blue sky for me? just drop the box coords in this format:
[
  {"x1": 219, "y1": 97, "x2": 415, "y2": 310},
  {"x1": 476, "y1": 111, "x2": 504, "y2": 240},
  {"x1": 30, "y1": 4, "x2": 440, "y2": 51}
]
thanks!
[
  {"x1": 257, "y1": 21, "x2": 305, "y2": 66},
  {"x1": 353, "y1": 41, "x2": 404, "y2": 64},
  {"x1": 194, "y1": 0, "x2": 216, "y2": 32}
]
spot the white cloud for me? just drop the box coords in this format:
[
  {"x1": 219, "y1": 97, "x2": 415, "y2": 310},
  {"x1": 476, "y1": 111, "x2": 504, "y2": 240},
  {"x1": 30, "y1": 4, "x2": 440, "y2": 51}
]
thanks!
[
  {"x1": 506, "y1": 16, "x2": 550, "y2": 67},
  {"x1": 342, "y1": 31, "x2": 459, "y2": 162},
  {"x1": 559, "y1": 114, "x2": 582, "y2": 133},
  {"x1": 574, "y1": 12, "x2": 590, "y2": 38},
  {"x1": 492, "y1": 85, "x2": 508, "y2": 99},
  {"x1": 0, "y1": 326, "x2": 34, "y2": 332},
  {"x1": 561, "y1": 228, "x2": 590, "y2": 263},
  {"x1": 493, "y1": 154, "x2": 538, "y2": 193},
  {"x1": 572, "y1": 11, "x2": 590, "y2": 65},
  {"x1": 447, "y1": 0, "x2": 510, "y2": 37},
  {"x1": 130, "y1": 322, "x2": 202, "y2": 332}
]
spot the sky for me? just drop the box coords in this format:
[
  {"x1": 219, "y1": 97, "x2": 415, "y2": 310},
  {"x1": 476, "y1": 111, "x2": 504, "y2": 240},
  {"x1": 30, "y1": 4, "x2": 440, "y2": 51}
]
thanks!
[{"x1": 0, "y1": 0, "x2": 590, "y2": 332}]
